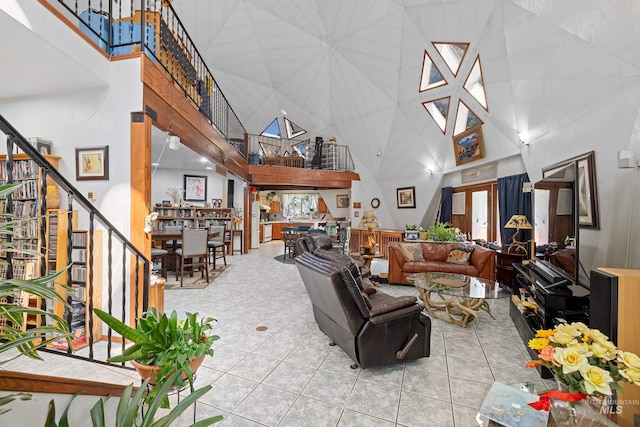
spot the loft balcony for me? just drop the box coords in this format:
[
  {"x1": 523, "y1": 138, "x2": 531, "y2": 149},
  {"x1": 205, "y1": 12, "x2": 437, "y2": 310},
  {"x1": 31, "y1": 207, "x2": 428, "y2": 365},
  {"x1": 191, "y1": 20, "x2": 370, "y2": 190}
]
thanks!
[{"x1": 246, "y1": 134, "x2": 360, "y2": 189}]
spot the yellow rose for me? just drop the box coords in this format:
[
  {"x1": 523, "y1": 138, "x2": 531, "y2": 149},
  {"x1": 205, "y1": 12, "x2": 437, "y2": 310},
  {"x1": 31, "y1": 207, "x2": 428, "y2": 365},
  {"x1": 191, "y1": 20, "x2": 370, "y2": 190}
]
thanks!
[
  {"x1": 550, "y1": 331, "x2": 576, "y2": 346},
  {"x1": 556, "y1": 324, "x2": 581, "y2": 337},
  {"x1": 620, "y1": 368, "x2": 640, "y2": 385},
  {"x1": 571, "y1": 322, "x2": 589, "y2": 333},
  {"x1": 588, "y1": 328, "x2": 610, "y2": 342},
  {"x1": 591, "y1": 342, "x2": 616, "y2": 361},
  {"x1": 529, "y1": 337, "x2": 549, "y2": 351},
  {"x1": 554, "y1": 347, "x2": 588, "y2": 374},
  {"x1": 580, "y1": 365, "x2": 613, "y2": 395},
  {"x1": 618, "y1": 351, "x2": 640, "y2": 370},
  {"x1": 571, "y1": 343, "x2": 592, "y2": 357}
]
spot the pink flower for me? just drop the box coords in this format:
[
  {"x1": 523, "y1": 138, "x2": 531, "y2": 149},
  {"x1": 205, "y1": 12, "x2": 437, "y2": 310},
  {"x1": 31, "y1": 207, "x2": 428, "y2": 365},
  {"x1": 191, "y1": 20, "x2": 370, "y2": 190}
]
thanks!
[{"x1": 539, "y1": 345, "x2": 560, "y2": 366}]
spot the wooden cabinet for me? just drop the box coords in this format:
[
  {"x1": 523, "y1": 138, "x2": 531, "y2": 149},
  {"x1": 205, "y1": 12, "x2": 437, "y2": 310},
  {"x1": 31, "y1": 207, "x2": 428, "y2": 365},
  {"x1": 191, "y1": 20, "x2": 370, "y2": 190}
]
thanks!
[
  {"x1": 0, "y1": 153, "x2": 60, "y2": 333},
  {"x1": 317, "y1": 197, "x2": 328, "y2": 214},
  {"x1": 496, "y1": 251, "x2": 526, "y2": 288},
  {"x1": 269, "y1": 200, "x2": 281, "y2": 212}
]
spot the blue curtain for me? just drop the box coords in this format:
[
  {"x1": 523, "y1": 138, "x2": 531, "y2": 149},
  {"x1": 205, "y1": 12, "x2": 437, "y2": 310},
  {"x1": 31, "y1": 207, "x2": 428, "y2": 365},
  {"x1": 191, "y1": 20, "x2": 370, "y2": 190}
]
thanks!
[
  {"x1": 498, "y1": 173, "x2": 532, "y2": 246},
  {"x1": 439, "y1": 187, "x2": 453, "y2": 224}
]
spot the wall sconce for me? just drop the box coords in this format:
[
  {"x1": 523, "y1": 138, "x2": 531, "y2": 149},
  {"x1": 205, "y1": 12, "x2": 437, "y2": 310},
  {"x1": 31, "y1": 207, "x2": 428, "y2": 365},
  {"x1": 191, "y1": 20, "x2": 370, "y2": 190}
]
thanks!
[
  {"x1": 518, "y1": 131, "x2": 530, "y2": 145},
  {"x1": 167, "y1": 135, "x2": 180, "y2": 150}
]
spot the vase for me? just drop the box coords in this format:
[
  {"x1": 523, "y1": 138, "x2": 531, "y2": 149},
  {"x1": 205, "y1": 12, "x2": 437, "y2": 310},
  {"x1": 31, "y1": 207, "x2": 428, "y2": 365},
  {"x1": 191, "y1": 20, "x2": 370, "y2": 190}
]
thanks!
[
  {"x1": 550, "y1": 379, "x2": 616, "y2": 427},
  {"x1": 404, "y1": 230, "x2": 419, "y2": 241}
]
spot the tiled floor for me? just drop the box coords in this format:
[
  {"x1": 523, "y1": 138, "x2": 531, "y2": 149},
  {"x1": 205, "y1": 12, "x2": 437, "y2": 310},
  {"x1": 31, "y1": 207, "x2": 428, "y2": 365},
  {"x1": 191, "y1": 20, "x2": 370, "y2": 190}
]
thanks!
[{"x1": 3, "y1": 240, "x2": 554, "y2": 426}]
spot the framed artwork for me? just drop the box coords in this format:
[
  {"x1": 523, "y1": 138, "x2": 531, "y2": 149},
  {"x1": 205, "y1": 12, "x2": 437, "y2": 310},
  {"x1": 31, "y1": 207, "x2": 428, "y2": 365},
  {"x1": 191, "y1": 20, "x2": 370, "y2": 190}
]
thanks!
[
  {"x1": 75, "y1": 146, "x2": 109, "y2": 180},
  {"x1": 576, "y1": 151, "x2": 599, "y2": 229},
  {"x1": 371, "y1": 198, "x2": 380, "y2": 208},
  {"x1": 336, "y1": 194, "x2": 350, "y2": 208},
  {"x1": 183, "y1": 175, "x2": 207, "y2": 202},
  {"x1": 353, "y1": 202, "x2": 361, "y2": 209},
  {"x1": 452, "y1": 125, "x2": 485, "y2": 166},
  {"x1": 36, "y1": 139, "x2": 52, "y2": 154},
  {"x1": 397, "y1": 186, "x2": 416, "y2": 209}
]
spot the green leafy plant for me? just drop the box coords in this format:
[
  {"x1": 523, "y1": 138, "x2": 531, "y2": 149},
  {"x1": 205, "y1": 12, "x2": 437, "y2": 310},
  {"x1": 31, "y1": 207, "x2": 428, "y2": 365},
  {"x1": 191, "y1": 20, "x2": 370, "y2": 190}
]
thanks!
[
  {"x1": 405, "y1": 224, "x2": 418, "y2": 230},
  {"x1": 44, "y1": 373, "x2": 222, "y2": 427},
  {"x1": 94, "y1": 307, "x2": 219, "y2": 406},
  {"x1": 425, "y1": 222, "x2": 462, "y2": 242}
]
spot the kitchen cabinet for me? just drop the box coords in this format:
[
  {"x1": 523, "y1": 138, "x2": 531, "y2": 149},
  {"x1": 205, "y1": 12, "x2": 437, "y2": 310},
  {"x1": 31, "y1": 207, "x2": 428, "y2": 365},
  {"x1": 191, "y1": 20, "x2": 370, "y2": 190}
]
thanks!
[{"x1": 317, "y1": 197, "x2": 328, "y2": 214}]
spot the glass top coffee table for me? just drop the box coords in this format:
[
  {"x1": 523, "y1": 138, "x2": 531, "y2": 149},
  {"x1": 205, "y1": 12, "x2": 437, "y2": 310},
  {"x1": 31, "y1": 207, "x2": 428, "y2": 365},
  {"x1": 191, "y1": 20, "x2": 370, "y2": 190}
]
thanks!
[{"x1": 408, "y1": 272, "x2": 510, "y2": 327}]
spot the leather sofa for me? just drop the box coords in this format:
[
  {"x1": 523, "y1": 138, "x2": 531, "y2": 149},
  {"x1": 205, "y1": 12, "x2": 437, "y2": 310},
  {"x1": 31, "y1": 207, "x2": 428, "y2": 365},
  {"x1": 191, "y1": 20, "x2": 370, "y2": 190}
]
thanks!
[
  {"x1": 388, "y1": 241, "x2": 495, "y2": 285},
  {"x1": 294, "y1": 248, "x2": 431, "y2": 369}
]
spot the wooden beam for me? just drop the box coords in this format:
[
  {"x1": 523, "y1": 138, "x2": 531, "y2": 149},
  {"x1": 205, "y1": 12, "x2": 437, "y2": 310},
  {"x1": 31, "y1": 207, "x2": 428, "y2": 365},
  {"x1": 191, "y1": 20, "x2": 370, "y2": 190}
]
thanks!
[{"x1": 248, "y1": 165, "x2": 360, "y2": 189}]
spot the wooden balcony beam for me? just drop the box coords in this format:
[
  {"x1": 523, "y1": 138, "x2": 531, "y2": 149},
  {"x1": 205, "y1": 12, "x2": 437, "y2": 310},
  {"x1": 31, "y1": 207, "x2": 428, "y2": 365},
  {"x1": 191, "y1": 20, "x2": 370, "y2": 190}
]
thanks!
[{"x1": 248, "y1": 165, "x2": 360, "y2": 189}]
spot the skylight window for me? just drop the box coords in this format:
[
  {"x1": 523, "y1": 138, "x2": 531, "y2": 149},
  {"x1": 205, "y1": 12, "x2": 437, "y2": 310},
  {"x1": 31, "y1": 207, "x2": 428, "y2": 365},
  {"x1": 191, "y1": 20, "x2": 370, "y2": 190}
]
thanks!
[
  {"x1": 432, "y1": 42, "x2": 469, "y2": 77},
  {"x1": 464, "y1": 56, "x2": 488, "y2": 111},
  {"x1": 419, "y1": 50, "x2": 447, "y2": 92},
  {"x1": 453, "y1": 100, "x2": 483, "y2": 136},
  {"x1": 261, "y1": 118, "x2": 281, "y2": 139},
  {"x1": 422, "y1": 97, "x2": 451, "y2": 134},
  {"x1": 284, "y1": 118, "x2": 307, "y2": 139}
]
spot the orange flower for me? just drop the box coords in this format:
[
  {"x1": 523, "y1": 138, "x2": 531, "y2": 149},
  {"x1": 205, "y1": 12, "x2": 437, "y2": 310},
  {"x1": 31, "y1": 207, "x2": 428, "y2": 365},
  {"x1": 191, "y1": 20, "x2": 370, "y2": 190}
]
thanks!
[
  {"x1": 526, "y1": 360, "x2": 542, "y2": 368},
  {"x1": 536, "y1": 329, "x2": 556, "y2": 338},
  {"x1": 539, "y1": 345, "x2": 560, "y2": 366}
]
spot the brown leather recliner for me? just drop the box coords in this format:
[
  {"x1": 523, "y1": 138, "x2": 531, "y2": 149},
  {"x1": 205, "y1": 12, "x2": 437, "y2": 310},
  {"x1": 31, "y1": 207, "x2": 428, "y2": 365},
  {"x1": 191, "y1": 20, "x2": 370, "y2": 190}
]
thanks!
[
  {"x1": 294, "y1": 249, "x2": 431, "y2": 369},
  {"x1": 294, "y1": 233, "x2": 333, "y2": 255}
]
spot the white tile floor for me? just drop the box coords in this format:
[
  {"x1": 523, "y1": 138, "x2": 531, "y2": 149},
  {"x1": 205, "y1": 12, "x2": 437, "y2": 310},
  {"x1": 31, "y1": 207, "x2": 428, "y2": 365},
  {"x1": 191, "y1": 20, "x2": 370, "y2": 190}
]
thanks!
[{"x1": 3, "y1": 240, "x2": 554, "y2": 426}]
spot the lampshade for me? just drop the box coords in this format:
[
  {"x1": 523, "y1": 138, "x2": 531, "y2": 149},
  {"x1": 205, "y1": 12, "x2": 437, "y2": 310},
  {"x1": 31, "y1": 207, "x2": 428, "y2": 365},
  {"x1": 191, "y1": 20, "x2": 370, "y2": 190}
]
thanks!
[{"x1": 504, "y1": 214, "x2": 532, "y2": 230}]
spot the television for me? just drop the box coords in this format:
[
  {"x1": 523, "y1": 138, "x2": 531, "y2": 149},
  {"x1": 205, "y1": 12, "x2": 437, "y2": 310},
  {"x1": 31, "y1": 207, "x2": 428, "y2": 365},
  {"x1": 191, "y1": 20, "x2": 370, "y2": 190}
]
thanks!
[{"x1": 533, "y1": 156, "x2": 591, "y2": 290}]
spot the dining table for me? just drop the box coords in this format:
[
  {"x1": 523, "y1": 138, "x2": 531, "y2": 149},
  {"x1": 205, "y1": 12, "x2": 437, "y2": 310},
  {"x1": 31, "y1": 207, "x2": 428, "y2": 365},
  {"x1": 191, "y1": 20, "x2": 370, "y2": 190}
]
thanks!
[{"x1": 151, "y1": 229, "x2": 222, "y2": 273}]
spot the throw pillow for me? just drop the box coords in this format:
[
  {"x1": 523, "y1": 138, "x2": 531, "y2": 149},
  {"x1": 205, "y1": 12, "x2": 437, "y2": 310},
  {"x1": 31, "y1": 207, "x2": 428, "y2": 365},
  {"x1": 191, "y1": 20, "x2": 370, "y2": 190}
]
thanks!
[
  {"x1": 399, "y1": 243, "x2": 425, "y2": 262},
  {"x1": 446, "y1": 246, "x2": 474, "y2": 265},
  {"x1": 361, "y1": 277, "x2": 377, "y2": 295}
]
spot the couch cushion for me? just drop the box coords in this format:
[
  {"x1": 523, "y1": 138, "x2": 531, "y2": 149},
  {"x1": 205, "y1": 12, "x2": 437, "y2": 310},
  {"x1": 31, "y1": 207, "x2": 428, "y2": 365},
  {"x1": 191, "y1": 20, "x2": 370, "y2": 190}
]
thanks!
[
  {"x1": 361, "y1": 277, "x2": 377, "y2": 295},
  {"x1": 398, "y1": 243, "x2": 425, "y2": 262},
  {"x1": 446, "y1": 246, "x2": 474, "y2": 265}
]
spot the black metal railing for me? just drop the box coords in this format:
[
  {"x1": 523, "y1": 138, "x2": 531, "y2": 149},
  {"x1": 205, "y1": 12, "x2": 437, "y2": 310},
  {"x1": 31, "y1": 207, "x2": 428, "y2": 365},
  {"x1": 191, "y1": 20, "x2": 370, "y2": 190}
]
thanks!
[
  {"x1": 248, "y1": 134, "x2": 356, "y2": 172},
  {"x1": 0, "y1": 114, "x2": 149, "y2": 365},
  {"x1": 54, "y1": 0, "x2": 246, "y2": 157}
]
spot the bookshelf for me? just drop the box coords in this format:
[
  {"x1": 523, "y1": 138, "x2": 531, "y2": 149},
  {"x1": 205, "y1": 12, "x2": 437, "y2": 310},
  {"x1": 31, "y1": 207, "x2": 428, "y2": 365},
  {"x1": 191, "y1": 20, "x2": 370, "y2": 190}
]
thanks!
[
  {"x1": 153, "y1": 206, "x2": 232, "y2": 230},
  {"x1": 0, "y1": 153, "x2": 60, "y2": 334},
  {"x1": 49, "y1": 229, "x2": 103, "y2": 351}
]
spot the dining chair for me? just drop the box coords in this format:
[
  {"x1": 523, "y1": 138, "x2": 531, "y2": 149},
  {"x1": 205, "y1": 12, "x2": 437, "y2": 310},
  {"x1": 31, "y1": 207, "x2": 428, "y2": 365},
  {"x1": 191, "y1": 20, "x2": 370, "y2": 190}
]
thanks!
[
  {"x1": 174, "y1": 228, "x2": 209, "y2": 287},
  {"x1": 332, "y1": 226, "x2": 351, "y2": 254},
  {"x1": 207, "y1": 225, "x2": 227, "y2": 269},
  {"x1": 282, "y1": 227, "x2": 300, "y2": 261}
]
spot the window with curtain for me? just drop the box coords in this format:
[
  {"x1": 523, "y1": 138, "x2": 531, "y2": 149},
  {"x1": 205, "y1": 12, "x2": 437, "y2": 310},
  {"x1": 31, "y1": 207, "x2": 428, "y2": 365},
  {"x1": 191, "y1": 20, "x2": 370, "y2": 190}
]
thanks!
[{"x1": 281, "y1": 193, "x2": 318, "y2": 219}]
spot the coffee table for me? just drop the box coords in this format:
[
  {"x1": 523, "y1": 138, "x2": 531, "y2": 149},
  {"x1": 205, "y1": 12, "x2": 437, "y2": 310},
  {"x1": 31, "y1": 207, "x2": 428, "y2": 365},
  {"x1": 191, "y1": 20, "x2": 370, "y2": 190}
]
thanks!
[{"x1": 408, "y1": 272, "x2": 510, "y2": 327}]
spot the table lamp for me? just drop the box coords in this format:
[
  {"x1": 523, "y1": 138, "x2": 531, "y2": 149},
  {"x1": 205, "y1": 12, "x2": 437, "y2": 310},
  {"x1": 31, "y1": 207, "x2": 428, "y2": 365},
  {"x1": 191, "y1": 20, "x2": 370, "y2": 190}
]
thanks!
[{"x1": 504, "y1": 214, "x2": 532, "y2": 254}]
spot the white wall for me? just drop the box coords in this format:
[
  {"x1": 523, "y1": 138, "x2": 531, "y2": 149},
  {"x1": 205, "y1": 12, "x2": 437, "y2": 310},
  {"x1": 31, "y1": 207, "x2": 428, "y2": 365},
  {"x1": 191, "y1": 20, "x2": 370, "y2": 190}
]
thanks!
[{"x1": 151, "y1": 168, "x2": 225, "y2": 206}]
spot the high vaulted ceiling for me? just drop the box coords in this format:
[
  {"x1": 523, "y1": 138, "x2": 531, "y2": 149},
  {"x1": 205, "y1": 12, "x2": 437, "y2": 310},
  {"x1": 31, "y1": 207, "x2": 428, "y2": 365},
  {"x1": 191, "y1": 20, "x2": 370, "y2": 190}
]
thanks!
[{"x1": 172, "y1": 0, "x2": 640, "y2": 182}]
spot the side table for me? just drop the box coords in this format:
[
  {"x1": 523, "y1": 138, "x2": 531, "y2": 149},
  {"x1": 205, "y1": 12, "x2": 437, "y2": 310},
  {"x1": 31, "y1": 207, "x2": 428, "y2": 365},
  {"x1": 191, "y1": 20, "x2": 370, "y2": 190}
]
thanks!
[{"x1": 496, "y1": 250, "x2": 526, "y2": 289}]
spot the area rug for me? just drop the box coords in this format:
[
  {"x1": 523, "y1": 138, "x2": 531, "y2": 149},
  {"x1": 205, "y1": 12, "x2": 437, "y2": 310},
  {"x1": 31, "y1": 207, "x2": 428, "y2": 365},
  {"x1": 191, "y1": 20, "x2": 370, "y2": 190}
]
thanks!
[
  {"x1": 273, "y1": 254, "x2": 296, "y2": 264},
  {"x1": 163, "y1": 264, "x2": 230, "y2": 290}
]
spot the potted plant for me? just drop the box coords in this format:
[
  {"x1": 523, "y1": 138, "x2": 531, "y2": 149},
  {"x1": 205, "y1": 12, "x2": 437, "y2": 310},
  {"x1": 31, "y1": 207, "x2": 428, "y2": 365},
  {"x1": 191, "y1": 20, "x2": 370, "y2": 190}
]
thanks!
[
  {"x1": 93, "y1": 307, "x2": 219, "y2": 406},
  {"x1": 425, "y1": 222, "x2": 463, "y2": 242},
  {"x1": 404, "y1": 224, "x2": 420, "y2": 241}
]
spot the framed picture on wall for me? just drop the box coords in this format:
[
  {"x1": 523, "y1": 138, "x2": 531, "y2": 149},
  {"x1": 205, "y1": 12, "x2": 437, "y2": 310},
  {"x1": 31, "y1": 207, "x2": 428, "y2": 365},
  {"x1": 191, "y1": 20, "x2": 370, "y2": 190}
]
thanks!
[
  {"x1": 336, "y1": 194, "x2": 350, "y2": 208},
  {"x1": 397, "y1": 186, "x2": 416, "y2": 209},
  {"x1": 184, "y1": 174, "x2": 207, "y2": 202},
  {"x1": 75, "y1": 146, "x2": 109, "y2": 180},
  {"x1": 452, "y1": 125, "x2": 485, "y2": 166}
]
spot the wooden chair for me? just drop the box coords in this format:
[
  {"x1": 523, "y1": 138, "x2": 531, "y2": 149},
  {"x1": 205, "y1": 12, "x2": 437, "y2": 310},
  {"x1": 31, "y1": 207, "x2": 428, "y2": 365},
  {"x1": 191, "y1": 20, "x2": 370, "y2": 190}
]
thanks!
[
  {"x1": 282, "y1": 227, "x2": 300, "y2": 261},
  {"x1": 175, "y1": 228, "x2": 209, "y2": 287},
  {"x1": 332, "y1": 226, "x2": 351, "y2": 254},
  {"x1": 151, "y1": 247, "x2": 168, "y2": 278}
]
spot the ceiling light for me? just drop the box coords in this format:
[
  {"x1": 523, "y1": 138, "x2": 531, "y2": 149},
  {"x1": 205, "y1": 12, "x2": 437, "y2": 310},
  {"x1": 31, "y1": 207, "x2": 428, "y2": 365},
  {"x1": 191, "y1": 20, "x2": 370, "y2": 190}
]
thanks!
[
  {"x1": 151, "y1": 162, "x2": 159, "y2": 167},
  {"x1": 281, "y1": 109, "x2": 287, "y2": 115},
  {"x1": 206, "y1": 166, "x2": 213, "y2": 170},
  {"x1": 200, "y1": 157, "x2": 208, "y2": 162}
]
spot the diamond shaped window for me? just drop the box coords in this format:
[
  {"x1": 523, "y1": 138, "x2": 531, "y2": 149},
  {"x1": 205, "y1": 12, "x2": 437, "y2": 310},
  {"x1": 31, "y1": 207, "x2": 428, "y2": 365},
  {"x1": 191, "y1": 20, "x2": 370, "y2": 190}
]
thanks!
[
  {"x1": 422, "y1": 97, "x2": 451, "y2": 134},
  {"x1": 432, "y1": 42, "x2": 469, "y2": 77},
  {"x1": 419, "y1": 50, "x2": 447, "y2": 92}
]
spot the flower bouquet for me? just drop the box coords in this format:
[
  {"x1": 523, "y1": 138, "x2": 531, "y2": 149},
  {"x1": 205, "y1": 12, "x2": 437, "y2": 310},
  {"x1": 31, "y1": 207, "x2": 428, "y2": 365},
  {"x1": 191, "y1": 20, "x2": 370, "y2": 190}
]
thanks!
[{"x1": 527, "y1": 322, "x2": 640, "y2": 425}]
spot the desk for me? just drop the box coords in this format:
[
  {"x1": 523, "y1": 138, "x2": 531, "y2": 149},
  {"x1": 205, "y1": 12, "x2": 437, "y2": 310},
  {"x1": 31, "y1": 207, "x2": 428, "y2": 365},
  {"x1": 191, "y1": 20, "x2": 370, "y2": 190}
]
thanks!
[{"x1": 409, "y1": 272, "x2": 510, "y2": 327}]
